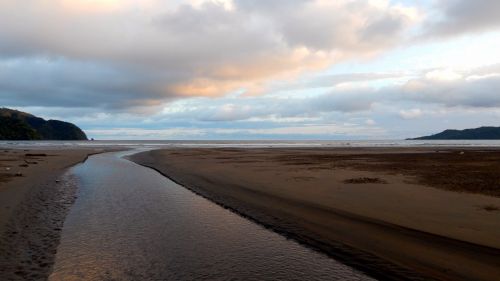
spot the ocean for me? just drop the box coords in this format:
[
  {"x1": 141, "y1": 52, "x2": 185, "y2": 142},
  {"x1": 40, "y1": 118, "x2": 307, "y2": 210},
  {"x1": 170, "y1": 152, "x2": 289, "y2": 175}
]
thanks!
[{"x1": 2, "y1": 139, "x2": 500, "y2": 148}]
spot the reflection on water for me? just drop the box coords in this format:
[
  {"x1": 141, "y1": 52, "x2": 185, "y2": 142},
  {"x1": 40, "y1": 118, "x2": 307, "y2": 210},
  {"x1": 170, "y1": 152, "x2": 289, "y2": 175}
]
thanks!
[{"x1": 49, "y1": 151, "x2": 374, "y2": 281}]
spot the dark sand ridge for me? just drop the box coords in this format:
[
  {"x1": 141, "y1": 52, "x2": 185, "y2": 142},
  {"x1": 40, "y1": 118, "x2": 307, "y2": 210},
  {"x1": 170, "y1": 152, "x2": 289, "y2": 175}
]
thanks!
[
  {"x1": 0, "y1": 148, "x2": 111, "y2": 280},
  {"x1": 131, "y1": 147, "x2": 500, "y2": 281}
]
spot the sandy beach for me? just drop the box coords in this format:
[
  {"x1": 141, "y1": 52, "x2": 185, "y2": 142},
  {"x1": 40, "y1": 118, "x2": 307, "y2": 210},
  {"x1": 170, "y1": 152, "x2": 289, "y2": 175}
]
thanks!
[
  {"x1": 132, "y1": 147, "x2": 500, "y2": 281},
  {"x1": 0, "y1": 147, "x2": 109, "y2": 280}
]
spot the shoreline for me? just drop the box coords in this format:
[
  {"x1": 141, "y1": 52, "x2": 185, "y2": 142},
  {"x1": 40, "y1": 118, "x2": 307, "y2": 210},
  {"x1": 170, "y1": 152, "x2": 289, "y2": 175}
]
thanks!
[
  {"x1": 131, "y1": 147, "x2": 500, "y2": 281},
  {"x1": 0, "y1": 148, "x2": 119, "y2": 280}
]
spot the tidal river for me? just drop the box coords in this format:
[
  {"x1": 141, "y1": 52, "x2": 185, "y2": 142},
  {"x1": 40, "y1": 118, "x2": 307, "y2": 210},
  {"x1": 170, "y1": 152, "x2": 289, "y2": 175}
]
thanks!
[{"x1": 49, "y1": 150, "x2": 374, "y2": 281}]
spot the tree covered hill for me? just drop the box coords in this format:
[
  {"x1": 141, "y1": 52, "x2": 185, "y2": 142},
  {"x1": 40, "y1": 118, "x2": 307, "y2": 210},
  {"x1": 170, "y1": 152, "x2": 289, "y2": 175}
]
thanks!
[
  {"x1": 409, "y1": 127, "x2": 500, "y2": 140},
  {"x1": 0, "y1": 108, "x2": 88, "y2": 140}
]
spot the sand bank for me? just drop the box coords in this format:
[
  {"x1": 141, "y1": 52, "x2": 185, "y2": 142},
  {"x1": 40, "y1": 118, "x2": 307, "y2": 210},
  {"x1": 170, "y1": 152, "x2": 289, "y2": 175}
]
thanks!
[
  {"x1": 0, "y1": 147, "x2": 110, "y2": 280},
  {"x1": 131, "y1": 147, "x2": 500, "y2": 281}
]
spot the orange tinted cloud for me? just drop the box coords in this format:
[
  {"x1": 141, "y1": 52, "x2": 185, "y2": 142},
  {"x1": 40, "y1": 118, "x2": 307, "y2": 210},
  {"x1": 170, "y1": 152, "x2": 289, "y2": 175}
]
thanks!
[
  {"x1": 59, "y1": 0, "x2": 123, "y2": 13},
  {"x1": 0, "y1": 0, "x2": 420, "y2": 107}
]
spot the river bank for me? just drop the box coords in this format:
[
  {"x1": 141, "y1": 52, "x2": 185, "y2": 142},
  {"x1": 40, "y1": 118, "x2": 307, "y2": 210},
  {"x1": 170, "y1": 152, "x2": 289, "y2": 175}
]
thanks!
[
  {"x1": 131, "y1": 147, "x2": 500, "y2": 281},
  {"x1": 0, "y1": 147, "x2": 114, "y2": 280}
]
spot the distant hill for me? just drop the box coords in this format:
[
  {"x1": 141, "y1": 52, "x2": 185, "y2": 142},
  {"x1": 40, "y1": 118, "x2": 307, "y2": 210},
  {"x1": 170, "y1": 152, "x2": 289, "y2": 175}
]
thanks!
[
  {"x1": 0, "y1": 108, "x2": 88, "y2": 140},
  {"x1": 409, "y1": 126, "x2": 500, "y2": 140}
]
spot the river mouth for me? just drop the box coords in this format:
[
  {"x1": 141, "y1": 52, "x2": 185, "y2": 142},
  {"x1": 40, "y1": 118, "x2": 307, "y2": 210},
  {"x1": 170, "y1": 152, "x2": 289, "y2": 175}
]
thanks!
[{"x1": 49, "y1": 150, "x2": 373, "y2": 280}]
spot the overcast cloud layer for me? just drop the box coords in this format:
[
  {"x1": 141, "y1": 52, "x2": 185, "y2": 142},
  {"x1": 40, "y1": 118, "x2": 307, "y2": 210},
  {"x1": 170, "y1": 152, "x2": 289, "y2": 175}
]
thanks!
[{"x1": 1, "y1": 0, "x2": 500, "y2": 139}]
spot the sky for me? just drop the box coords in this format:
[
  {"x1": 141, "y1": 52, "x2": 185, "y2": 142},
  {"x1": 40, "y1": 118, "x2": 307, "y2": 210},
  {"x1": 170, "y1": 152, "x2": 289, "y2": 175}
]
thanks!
[{"x1": 1, "y1": 0, "x2": 500, "y2": 140}]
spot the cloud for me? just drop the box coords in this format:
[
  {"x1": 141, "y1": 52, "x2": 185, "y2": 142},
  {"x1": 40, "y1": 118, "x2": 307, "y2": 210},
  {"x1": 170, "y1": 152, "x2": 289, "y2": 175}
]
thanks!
[
  {"x1": 85, "y1": 123, "x2": 386, "y2": 140},
  {"x1": 422, "y1": 0, "x2": 500, "y2": 37},
  {"x1": 399, "y1": 108, "x2": 422, "y2": 119},
  {"x1": 3, "y1": 1, "x2": 500, "y2": 141},
  {"x1": 184, "y1": 88, "x2": 377, "y2": 122},
  {"x1": 399, "y1": 67, "x2": 500, "y2": 108},
  {"x1": 161, "y1": 64, "x2": 500, "y2": 123},
  {"x1": 365, "y1": 119, "x2": 376, "y2": 125},
  {"x1": 271, "y1": 72, "x2": 404, "y2": 91},
  {"x1": 14, "y1": 63, "x2": 500, "y2": 140},
  {"x1": 0, "y1": 0, "x2": 418, "y2": 109},
  {"x1": 0, "y1": 58, "x2": 176, "y2": 109}
]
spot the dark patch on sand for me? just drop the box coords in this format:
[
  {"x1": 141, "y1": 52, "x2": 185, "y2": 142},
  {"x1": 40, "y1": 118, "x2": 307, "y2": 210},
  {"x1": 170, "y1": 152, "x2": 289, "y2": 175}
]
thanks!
[
  {"x1": 273, "y1": 149, "x2": 500, "y2": 197},
  {"x1": 480, "y1": 204, "x2": 500, "y2": 212},
  {"x1": 343, "y1": 177, "x2": 388, "y2": 184},
  {"x1": 25, "y1": 154, "x2": 47, "y2": 157}
]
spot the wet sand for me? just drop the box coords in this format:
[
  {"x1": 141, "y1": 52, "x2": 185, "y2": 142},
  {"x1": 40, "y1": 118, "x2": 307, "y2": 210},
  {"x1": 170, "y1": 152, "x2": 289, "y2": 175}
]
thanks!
[
  {"x1": 0, "y1": 148, "x2": 109, "y2": 280},
  {"x1": 131, "y1": 147, "x2": 500, "y2": 281}
]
